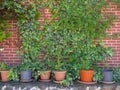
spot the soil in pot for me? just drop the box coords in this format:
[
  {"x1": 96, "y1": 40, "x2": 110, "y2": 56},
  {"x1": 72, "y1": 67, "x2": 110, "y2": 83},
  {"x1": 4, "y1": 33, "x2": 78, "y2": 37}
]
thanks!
[
  {"x1": 80, "y1": 70, "x2": 94, "y2": 82},
  {"x1": 1, "y1": 71, "x2": 9, "y2": 82},
  {"x1": 53, "y1": 71, "x2": 66, "y2": 81}
]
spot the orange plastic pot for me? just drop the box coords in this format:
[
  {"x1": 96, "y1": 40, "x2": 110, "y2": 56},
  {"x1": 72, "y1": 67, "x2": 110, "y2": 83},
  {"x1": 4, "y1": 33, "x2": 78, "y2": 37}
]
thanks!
[
  {"x1": 80, "y1": 70, "x2": 94, "y2": 82},
  {"x1": 40, "y1": 71, "x2": 51, "y2": 80},
  {"x1": 1, "y1": 71, "x2": 9, "y2": 82},
  {"x1": 53, "y1": 71, "x2": 66, "y2": 81}
]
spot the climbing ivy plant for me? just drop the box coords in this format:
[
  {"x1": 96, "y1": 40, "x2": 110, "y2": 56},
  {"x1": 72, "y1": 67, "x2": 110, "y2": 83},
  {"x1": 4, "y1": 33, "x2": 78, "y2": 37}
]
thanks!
[
  {"x1": 0, "y1": 0, "x2": 43, "y2": 61},
  {"x1": 0, "y1": 19, "x2": 12, "y2": 42},
  {"x1": 0, "y1": 8, "x2": 12, "y2": 47},
  {"x1": 111, "y1": 0, "x2": 120, "y2": 7},
  {"x1": 0, "y1": 0, "x2": 119, "y2": 62},
  {"x1": 44, "y1": 0, "x2": 120, "y2": 62}
]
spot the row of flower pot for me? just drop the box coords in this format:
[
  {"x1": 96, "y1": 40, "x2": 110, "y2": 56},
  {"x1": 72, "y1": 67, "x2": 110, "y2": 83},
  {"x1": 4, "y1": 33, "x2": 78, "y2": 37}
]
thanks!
[
  {"x1": 0, "y1": 70, "x2": 66, "y2": 82},
  {"x1": 0, "y1": 69, "x2": 113, "y2": 84},
  {"x1": 80, "y1": 69, "x2": 113, "y2": 83}
]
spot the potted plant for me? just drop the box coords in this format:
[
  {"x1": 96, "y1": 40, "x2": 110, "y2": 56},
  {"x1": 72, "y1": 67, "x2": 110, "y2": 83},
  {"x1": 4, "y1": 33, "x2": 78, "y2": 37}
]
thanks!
[
  {"x1": 19, "y1": 60, "x2": 33, "y2": 82},
  {"x1": 42, "y1": 28, "x2": 73, "y2": 82},
  {"x1": 71, "y1": 42, "x2": 113, "y2": 82},
  {"x1": 79, "y1": 60, "x2": 94, "y2": 82},
  {"x1": 52, "y1": 60, "x2": 67, "y2": 81},
  {"x1": 0, "y1": 62, "x2": 11, "y2": 82},
  {"x1": 35, "y1": 59, "x2": 51, "y2": 81},
  {"x1": 102, "y1": 64, "x2": 114, "y2": 82}
]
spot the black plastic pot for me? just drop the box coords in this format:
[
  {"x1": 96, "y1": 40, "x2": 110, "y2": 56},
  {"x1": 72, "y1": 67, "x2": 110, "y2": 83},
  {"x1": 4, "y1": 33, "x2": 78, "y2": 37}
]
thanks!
[
  {"x1": 102, "y1": 69, "x2": 113, "y2": 82},
  {"x1": 20, "y1": 70, "x2": 32, "y2": 80}
]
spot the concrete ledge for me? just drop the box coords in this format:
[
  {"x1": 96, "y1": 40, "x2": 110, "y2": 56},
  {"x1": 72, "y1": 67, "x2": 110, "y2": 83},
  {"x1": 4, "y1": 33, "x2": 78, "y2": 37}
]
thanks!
[{"x1": 0, "y1": 81, "x2": 119, "y2": 90}]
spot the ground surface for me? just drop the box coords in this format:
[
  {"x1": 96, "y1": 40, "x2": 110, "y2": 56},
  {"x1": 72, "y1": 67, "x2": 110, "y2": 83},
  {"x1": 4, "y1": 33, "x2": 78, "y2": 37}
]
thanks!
[{"x1": 0, "y1": 81, "x2": 119, "y2": 90}]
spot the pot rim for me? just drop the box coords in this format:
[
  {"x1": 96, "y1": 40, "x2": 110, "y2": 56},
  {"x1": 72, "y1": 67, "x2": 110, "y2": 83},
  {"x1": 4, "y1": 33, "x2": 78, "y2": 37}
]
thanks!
[{"x1": 53, "y1": 71, "x2": 67, "y2": 73}]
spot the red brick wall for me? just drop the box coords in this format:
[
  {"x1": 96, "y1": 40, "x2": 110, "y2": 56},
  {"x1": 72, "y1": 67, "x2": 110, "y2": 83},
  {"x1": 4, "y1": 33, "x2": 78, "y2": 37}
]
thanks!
[
  {"x1": 0, "y1": 20, "x2": 20, "y2": 66},
  {"x1": 0, "y1": 1, "x2": 120, "y2": 67},
  {"x1": 99, "y1": 2, "x2": 120, "y2": 67}
]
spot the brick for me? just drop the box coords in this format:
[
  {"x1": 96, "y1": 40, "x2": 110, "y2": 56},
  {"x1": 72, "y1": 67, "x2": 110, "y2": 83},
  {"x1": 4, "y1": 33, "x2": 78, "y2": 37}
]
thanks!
[
  {"x1": 13, "y1": 60, "x2": 21, "y2": 63},
  {"x1": 43, "y1": 0, "x2": 47, "y2": 2},
  {"x1": 43, "y1": 8, "x2": 50, "y2": 13}
]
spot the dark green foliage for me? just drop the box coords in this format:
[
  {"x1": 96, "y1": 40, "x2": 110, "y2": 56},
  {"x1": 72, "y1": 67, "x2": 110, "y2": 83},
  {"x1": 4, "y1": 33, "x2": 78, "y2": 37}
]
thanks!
[
  {"x1": 113, "y1": 66, "x2": 120, "y2": 82},
  {"x1": 93, "y1": 66, "x2": 103, "y2": 82},
  {"x1": 8, "y1": 66, "x2": 20, "y2": 81}
]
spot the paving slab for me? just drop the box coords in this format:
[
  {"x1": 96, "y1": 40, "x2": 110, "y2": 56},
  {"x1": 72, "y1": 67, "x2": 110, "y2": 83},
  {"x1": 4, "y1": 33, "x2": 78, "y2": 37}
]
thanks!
[{"x1": 0, "y1": 81, "x2": 119, "y2": 90}]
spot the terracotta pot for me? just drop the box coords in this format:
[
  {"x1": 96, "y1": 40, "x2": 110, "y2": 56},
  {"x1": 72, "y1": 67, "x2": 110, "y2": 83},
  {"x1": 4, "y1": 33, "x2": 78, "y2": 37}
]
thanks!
[
  {"x1": 53, "y1": 71, "x2": 66, "y2": 81},
  {"x1": 1, "y1": 71, "x2": 9, "y2": 82},
  {"x1": 80, "y1": 70, "x2": 94, "y2": 82},
  {"x1": 40, "y1": 71, "x2": 51, "y2": 80}
]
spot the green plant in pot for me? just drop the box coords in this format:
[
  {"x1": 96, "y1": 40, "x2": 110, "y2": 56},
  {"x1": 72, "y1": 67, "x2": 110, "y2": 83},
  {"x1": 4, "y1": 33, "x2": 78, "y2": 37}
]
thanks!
[
  {"x1": 19, "y1": 60, "x2": 33, "y2": 82},
  {"x1": 94, "y1": 45, "x2": 114, "y2": 83},
  {"x1": 56, "y1": 61, "x2": 75, "y2": 86},
  {"x1": 71, "y1": 41, "x2": 96, "y2": 82},
  {"x1": 0, "y1": 62, "x2": 11, "y2": 82},
  {"x1": 72, "y1": 42, "x2": 114, "y2": 83},
  {"x1": 79, "y1": 59, "x2": 94, "y2": 82},
  {"x1": 102, "y1": 64, "x2": 114, "y2": 82},
  {"x1": 42, "y1": 28, "x2": 74, "y2": 82},
  {"x1": 52, "y1": 60, "x2": 67, "y2": 81},
  {"x1": 35, "y1": 59, "x2": 51, "y2": 81}
]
